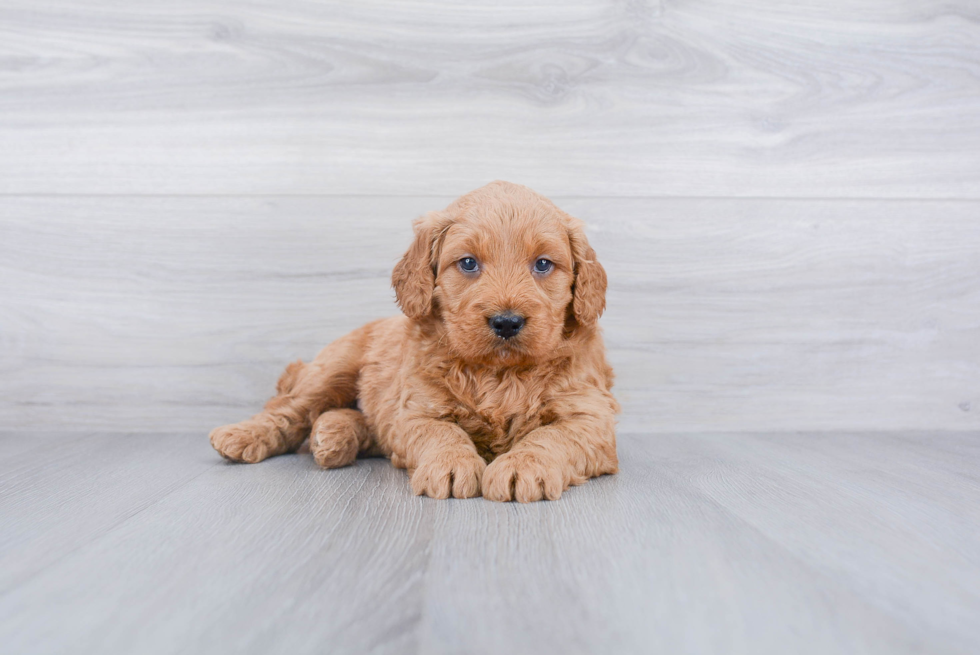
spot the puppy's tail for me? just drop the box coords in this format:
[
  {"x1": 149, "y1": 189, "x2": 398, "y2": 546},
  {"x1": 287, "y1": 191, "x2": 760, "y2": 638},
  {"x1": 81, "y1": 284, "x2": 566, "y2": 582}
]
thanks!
[{"x1": 275, "y1": 360, "x2": 306, "y2": 396}]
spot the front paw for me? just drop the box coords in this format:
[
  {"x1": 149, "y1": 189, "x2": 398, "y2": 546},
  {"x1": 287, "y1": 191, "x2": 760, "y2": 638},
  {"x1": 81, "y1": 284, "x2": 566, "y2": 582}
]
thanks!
[
  {"x1": 410, "y1": 448, "x2": 487, "y2": 499},
  {"x1": 482, "y1": 451, "x2": 567, "y2": 502},
  {"x1": 209, "y1": 419, "x2": 276, "y2": 463}
]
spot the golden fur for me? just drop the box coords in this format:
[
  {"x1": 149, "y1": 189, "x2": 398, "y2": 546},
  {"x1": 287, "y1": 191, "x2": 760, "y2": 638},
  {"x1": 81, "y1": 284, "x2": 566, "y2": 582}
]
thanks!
[{"x1": 210, "y1": 181, "x2": 619, "y2": 502}]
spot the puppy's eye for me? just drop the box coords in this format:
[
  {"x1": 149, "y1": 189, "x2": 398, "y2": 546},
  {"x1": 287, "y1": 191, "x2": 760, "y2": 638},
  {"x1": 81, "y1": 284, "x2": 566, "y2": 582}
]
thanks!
[
  {"x1": 458, "y1": 257, "x2": 479, "y2": 273},
  {"x1": 533, "y1": 258, "x2": 554, "y2": 274}
]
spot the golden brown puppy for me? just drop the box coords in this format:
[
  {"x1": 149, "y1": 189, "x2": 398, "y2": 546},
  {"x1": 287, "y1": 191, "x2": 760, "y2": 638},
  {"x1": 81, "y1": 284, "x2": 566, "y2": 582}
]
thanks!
[{"x1": 210, "y1": 181, "x2": 618, "y2": 502}]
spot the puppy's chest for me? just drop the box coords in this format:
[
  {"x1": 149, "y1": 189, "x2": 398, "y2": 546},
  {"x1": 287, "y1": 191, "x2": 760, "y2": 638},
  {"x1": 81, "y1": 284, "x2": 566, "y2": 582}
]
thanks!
[{"x1": 446, "y1": 374, "x2": 547, "y2": 460}]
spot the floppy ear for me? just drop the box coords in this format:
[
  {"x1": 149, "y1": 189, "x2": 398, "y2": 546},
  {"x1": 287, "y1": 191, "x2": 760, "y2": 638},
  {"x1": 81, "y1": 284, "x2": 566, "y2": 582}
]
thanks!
[
  {"x1": 392, "y1": 211, "x2": 451, "y2": 320},
  {"x1": 567, "y1": 217, "x2": 607, "y2": 327}
]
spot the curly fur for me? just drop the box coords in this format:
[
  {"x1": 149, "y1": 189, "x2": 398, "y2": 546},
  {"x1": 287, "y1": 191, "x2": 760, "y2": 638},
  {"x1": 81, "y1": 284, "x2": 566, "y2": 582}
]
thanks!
[{"x1": 210, "y1": 181, "x2": 619, "y2": 502}]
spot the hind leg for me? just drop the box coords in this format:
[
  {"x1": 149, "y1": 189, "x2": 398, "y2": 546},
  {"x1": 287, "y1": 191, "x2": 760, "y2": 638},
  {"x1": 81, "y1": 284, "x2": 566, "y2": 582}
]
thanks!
[
  {"x1": 309, "y1": 408, "x2": 374, "y2": 469},
  {"x1": 210, "y1": 323, "x2": 374, "y2": 463}
]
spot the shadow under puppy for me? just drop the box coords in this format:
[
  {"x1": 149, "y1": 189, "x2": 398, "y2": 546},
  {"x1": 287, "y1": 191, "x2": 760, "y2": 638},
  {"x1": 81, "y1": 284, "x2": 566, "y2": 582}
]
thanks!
[{"x1": 210, "y1": 181, "x2": 619, "y2": 502}]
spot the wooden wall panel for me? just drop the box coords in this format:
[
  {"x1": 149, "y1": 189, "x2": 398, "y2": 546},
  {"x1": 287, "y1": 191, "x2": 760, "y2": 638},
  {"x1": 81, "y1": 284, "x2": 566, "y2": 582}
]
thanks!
[
  {"x1": 2, "y1": 196, "x2": 976, "y2": 432},
  {"x1": 1, "y1": 1, "x2": 978, "y2": 196}
]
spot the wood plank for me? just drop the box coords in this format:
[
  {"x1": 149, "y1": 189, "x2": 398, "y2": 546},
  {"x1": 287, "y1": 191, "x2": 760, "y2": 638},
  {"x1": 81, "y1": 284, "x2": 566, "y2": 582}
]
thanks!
[
  {"x1": 0, "y1": 432, "x2": 219, "y2": 593},
  {"x1": 0, "y1": 431, "x2": 977, "y2": 654},
  {"x1": 1, "y1": 1, "x2": 978, "y2": 196},
  {"x1": 0, "y1": 435, "x2": 434, "y2": 654},
  {"x1": 418, "y1": 432, "x2": 980, "y2": 654},
  {"x1": 2, "y1": 196, "x2": 978, "y2": 433}
]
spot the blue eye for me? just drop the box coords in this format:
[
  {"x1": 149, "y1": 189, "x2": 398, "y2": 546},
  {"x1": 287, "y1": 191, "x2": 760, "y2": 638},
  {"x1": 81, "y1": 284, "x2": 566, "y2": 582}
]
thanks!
[
  {"x1": 458, "y1": 257, "x2": 479, "y2": 273},
  {"x1": 534, "y1": 258, "x2": 554, "y2": 274}
]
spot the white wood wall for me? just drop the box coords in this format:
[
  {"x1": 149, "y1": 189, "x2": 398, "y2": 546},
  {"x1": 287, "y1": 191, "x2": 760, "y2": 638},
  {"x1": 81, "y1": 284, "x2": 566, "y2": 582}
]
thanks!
[{"x1": 1, "y1": 1, "x2": 978, "y2": 433}]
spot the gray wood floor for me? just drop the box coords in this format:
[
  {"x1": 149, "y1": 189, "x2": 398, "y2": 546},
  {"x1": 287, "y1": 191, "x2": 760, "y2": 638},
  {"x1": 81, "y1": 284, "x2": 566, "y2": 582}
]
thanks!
[
  {"x1": 1, "y1": 431, "x2": 978, "y2": 654},
  {"x1": 2, "y1": 1, "x2": 980, "y2": 653}
]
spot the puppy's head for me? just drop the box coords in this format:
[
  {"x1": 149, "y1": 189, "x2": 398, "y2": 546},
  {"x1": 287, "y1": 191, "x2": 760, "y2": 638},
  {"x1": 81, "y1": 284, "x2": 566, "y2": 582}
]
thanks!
[{"x1": 392, "y1": 181, "x2": 606, "y2": 365}]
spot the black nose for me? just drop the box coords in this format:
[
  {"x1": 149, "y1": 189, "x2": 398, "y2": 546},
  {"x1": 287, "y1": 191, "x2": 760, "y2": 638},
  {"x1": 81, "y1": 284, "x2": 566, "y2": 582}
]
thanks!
[{"x1": 489, "y1": 313, "x2": 525, "y2": 339}]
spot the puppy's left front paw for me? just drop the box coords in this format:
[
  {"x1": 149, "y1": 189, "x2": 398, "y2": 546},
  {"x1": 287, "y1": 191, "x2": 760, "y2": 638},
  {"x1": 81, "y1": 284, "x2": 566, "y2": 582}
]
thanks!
[
  {"x1": 482, "y1": 451, "x2": 567, "y2": 503},
  {"x1": 410, "y1": 447, "x2": 487, "y2": 500}
]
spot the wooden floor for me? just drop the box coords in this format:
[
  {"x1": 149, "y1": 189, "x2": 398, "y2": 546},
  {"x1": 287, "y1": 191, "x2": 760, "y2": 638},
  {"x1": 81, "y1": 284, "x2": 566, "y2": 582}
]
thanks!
[
  {"x1": 2, "y1": 1, "x2": 980, "y2": 653},
  {"x1": 1, "y1": 431, "x2": 978, "y2": 654}
]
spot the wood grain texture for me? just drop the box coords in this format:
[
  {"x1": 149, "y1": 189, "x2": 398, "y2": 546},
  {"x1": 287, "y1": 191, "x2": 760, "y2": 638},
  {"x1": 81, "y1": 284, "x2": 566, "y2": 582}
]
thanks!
[
  {"x1": 1, "y1": 1, "x2": 979, "y2": 196},
  {"x1": 0, "y1": 432, "x2": 219, "y2": 593},
  {"x1": 0, "y1": 431, "x2": 977, "y2": 654},
  {"x1": 2, "y1": 196, "x2": 978, "y2": 433}
]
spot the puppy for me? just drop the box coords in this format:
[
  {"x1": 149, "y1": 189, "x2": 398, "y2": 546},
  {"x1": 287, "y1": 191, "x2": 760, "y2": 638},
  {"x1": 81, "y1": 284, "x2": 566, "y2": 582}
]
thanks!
[{"x1": 210, "y1": 181, "x2": 619, "y2": 502}]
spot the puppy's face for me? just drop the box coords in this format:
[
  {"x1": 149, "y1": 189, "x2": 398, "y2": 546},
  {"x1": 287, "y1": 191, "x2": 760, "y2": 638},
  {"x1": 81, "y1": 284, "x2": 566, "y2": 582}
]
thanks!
[
  {"x1": 392, "y1": 181, "x2": 607, "y2": 366},
  {"x1": 433, "y1": 208, "x2": 574, "y2": 365}
]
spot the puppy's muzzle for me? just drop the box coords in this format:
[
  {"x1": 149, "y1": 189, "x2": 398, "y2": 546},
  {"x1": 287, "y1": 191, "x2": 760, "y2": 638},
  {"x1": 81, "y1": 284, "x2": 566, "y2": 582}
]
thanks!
[{"x1": 489, "y1": 312, "x2": 525, "y2": 340}]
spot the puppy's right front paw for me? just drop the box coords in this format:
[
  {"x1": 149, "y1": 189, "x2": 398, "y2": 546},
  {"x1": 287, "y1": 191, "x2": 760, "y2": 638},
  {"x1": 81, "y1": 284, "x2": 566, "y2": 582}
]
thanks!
[
  {"x1": 209, "y1": 420, "x2": 275, "y2": 463},
  {"x1": 410, "y1": 448, "x2": 487, "y2": 499}
]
